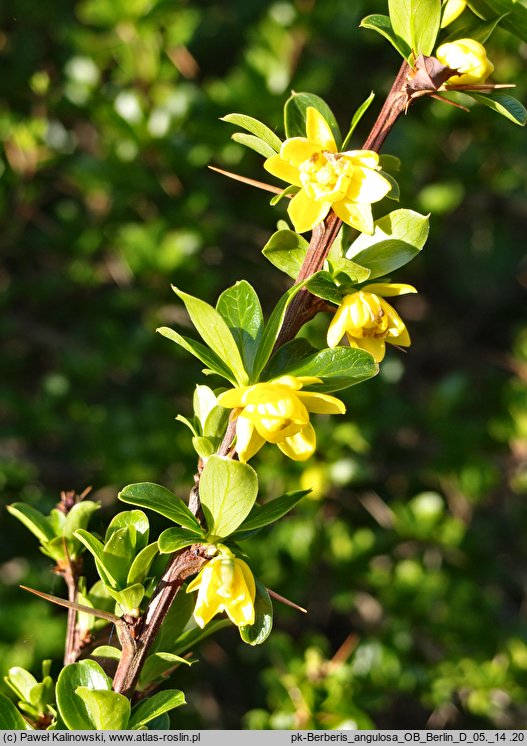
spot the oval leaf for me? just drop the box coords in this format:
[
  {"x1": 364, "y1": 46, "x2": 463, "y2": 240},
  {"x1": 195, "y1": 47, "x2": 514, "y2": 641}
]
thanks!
[
  {"x1": 158, "y1": 527, "x2": 204, "y2": 554},
  {"x1": 0, "y1": 692, "x2": 32, "y2": 730},
  {"x1": 239, "y1": 580, "x2": 273, "y2": 646},
  {"x1": 262, "y1": 229, "x2": 309, "y2": 279},
  {"x1": 221, "y1": 113, "x2": 282, "y2": 152},
  {"x1": 277, "y1": 347, "x2": 378, "y2": 393},
  {"x1": 388, "y1": 0, "x2": 441, "y2": 56},
  {"x1": 216, "y1": 280, "x2": 264, "y2": 376},
  {"x1": 234, "y1": 489, "x2": 310, "y2": 537},
  {"x1": 129, "y1": 689, "x2": 186, "y2": 730},
  {"x1": 118, "y1": 482, "x2": 202, "y2": 532},
  {"x1": 75, "y1": 688, "x2": 130, "y2": 730},
  {"x1": 464, "y1": 92, "x2": 527, "y2": 127},
  {"x1": 200, "y1": 456, "x2": 258, "y2": 540},
  {"x1": 231, "y1": 132, "x2": 277, "y2": 158},
  {"x1": 56, "y1": 661, "x2": 111, "y2": 730}
]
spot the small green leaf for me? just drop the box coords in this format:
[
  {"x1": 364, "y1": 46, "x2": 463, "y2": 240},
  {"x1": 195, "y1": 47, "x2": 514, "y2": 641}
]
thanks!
[
  {"x1": 216, "y1": 281, "x2": 264, "y2": 376},
  {"x1": 305, "y1": 271, "x2": 344, "y2": 305},
  {"x1": 0, "y1": 692, "x2": 32, "y2": 729},
  {"x1": 200, "y1": 456, "x2": 259, "y2": 540},
  {"x1": 118, "y1": 482, "x2": 201, "y2": 532},
  {"x1": 129, "y1": 690, "x2": 186, "y2": 730},
  {"x1": 251, "y1": 282, "x2": 305, "y2": 381},
  {"x1": 239, "y1": 580, "x2": 273, "y2": 646},
  {"x1": 269, "y1": 184, "x2": 299, "y2": 206},
  {"x1": 468, "y1": 0, "x2": 527, "y2": 43},
  {"x1": 262, "y1": 338, "x2": 317, "y2": 381},
  {"x1": 5, "y1": 667, "x2": 38, "y2": 703},
  {"x1": 379, "y1": 153, "x2": 401, "y2": 173},
  {"x1": 172, "y1": 287, "x2": 248, "y2": 385},
  {"x1": 105, "y1": 510, "x2": 149, "y2": 548},
  {"x1": 127, "y1": 542, "x2": 159, "y2": 585},
  {"x1": 342, "y1": 91, "x2": 376, "y2": 150},
  {"x1": 231, "y1": 132, "x2": 277, "y2": 158},
  {"x1": 329, "y1": 257, "x2": 372, "y2": 284},
  {"x1": 74, "y1": 530, "x2": 117, "y2": 587},
  {"x1": 138, "y1": 653, "x2": 192, "y2": 690},
  {"x1": 102, "y1": 527, "x2": 136, "y2": 588},
  {"x1": 91, "y1": 646, "x2": 122, "y2": 660},
  {"x1": 7, "y1": 504, "x2": 54, "y2": 545},
  {"x1": 56, "y1": 661, "x2": 111, "y2": 730},
  {"x1": 284, "y1": 92, "x2": 342, "y2": 147},
  {"x1": 347, "y1": 208, "x2": 429, "y2": 278},
  {"x1": 157, "y1": 326, "x2": 235, "y2": 383},
  {"x1": 262, "y1": 229, "x2": 309, "y2": 279},
  {"x1": 463, "y1": 92, "x2": 527, "y2": 126},
  {"x1": 279, "y1": 347, "x2": 379, "y2": 393},
  {"x1": 234, "y1": 489, "x2": 310, "y2": 537},
  {"x1": 379, "y1": 170, "x2": 400, "y2": 200},
  {"x1": 360, "y1": 14, "x2": 412, "y2": 59},
  {"x1": 192, "y1": 436, "x2": 215, "y2": 459},
  {"x1": 158, "y1": 527, "x2": 204, "y2": 554},
  {"x1": 107, "y1": 584, "x2": 145, "y2": 615},
  {"x1": 443, "y1": 13, "x2": 507, "y2": 43},
  {"x1": 221, "y1": 113, "x2": 282, "y2": 152},
  {"x1": 388, "y1": 0, "x2": 441, "y2": 56},
  {"x1": 75, "y1": 688, "x2": 130, "y2": 730}
]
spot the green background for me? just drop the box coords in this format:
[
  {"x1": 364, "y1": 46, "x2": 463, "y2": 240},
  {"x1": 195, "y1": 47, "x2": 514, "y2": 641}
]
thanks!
[{"x1": 1, "y1": 0, "x2": 526, "y2": 729}]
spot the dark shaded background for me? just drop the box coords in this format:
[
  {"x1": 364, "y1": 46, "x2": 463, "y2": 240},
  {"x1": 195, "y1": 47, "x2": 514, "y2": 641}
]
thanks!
[{"x1": 1, "y1": 0, "x2": 526, "y2": 729}]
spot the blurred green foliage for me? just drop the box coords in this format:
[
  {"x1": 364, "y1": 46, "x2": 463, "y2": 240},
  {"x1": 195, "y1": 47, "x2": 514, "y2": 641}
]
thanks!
[{"x1": 1, "y1": 0, "x2": 526, "y2": 730}]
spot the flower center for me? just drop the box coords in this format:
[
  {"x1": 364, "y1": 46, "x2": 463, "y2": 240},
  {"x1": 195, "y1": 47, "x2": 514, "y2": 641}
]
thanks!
[
  {"x1": 299, "y1": 151, "x2": 352, "y2": 203},
  {"x1": 352, "y1": 293, "x2": 390, "y2": 339}
]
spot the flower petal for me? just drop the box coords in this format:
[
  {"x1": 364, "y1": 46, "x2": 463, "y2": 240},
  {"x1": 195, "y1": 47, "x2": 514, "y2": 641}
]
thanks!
[
  {"x1": 348, "y1": 334, "x2": 386, "y2": 362},
  {"x1": 305, "y1": 107, "x2": 337, "y2": 153},
  {"x1": 217, "y1": 386, "x2": 250, "y2": 409},
  {"x1": 235, "y1": 416, "x2": 266, "y2": 462},
  {"x1": 363, "y1": 282, "x2": 417, "y2": 297},
  {"x1": 278, "y1": 423, "x2": 317, "y2": 461},
  {"x1": 281, "y1": 138, "x2": 321, "y2": 167},
  {"x1": 288, "y1": 189, "x2": 331, "y2": 233},
  {"x1": 344, "y1": 166, "x2": 391, "y2": 204},
  {"x1": 298, "y1": 391, "x2": 346, "y2": 415},
  {"x1": 333, "y1": 199, "x2": 374, "y2": 234},
  {"x1": 264, "y1": 154, "x2": 302, "y2": 187},
  {"x1": 327, "y1": 303, "x2": 352, "y2": 348},
  {"x1": 342, "y1": 150, "x2": 380, "y2": 168}
]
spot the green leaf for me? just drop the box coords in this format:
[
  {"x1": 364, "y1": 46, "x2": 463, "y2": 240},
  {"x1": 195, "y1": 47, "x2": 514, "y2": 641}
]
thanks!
[
  {"x1": 0, "y1": 692, "x2": 32, "y2": 729},
  {"x1": 7, "y1": 503, "x2": 54, "y2": 545},
  {"x1": 74, "y1": 530, "x2": 117, "y2": 587},
  {"x1": 138, "y1": 653, "x2": 192, "y2": 690},
  {"x1": 158, "y1": 527, "x2": 204, "y2": 553},
  {"x1": 62, "y1": 501, "x2": 100, "y2": 538},
  {"x1": 284, "y1": 92, "x2": 342, "y2": 148},
  {"x1": 305, "y1": 271, "x2": 344, "y2": 305},
  {"x1": 107, "y1": 583, "x2": 145, "y2": 615},
  {"x1": 464, "y1": 92, "x2": 527, "y2": 126},
  {"x1": 129, "y1": 690, "x2": 186, "y2": 730},
  {"x1": 56, "y1": 661, "x2": 111, "y2": 730},
  {"x1": 192, "y1": 436, "x2": 215, "y2": 459},
  {"x1": 216, "y1": 281, "x2": 264, "y2": 376},
  {"x1": 379, "y1": 170, "x2": 400, "y2": 201},
  {"x1": 234, "y1": 489, "x2": 310, "y2": 537},
  {"x1": 346, "y1": 208, "x2": 429, "y2": 278},
  {"x1": 443, "y1": 13, "x2": 507, "y2": 43},
  {"x1": 278, "y1": 347, "x2": 379, "y2": 393},
  {"x1": 118, "y1": 483, "x2": 201, "y2": 532},
  {"x1": 5, "y1": 667, "x2": 38, "y2": 702},
  {"x1": 127, "y1": 542, "x2": 159, "y2": 585},
  {"x1": 157, "y1": 326, "x2": 235, "y2": 383},
  {"x1": 91, "y1": 646, "x2": 122, "y2": 660},
  {"x1": 105, "y1": 509, "x2": 149, "y2": 549},
  {"x1": 239, "y1": 580, "x2": 273, "y2": 646},
  {"x1": 379, "y1": 153, "x2": 401, "y2": 173},
  {"x1": 75, "y1": 688, "x2": 130, "y2": 730},
  {"x1": 262, "y1": 338, "x2": 317, "y2": 381},
  {"x1": 200, "y1": 456, "x2": 259, "y2": 540},
  {"x1": 360, "y1": 15, "x2": 412, "y2": 59},
  {"x1": 102, "y1": 527, "x2": 136, "y2": 588},
  {"x1": 342, "y1": 91, "x2": 376, "y2": 149},
  {"x1": 262, "y1": 229, "x2": 309, "y2": 279},
  {"x1": 231, "y1": 132, "x2": 277, "y2": 158},
  {"x1": 468, "y1": 0, "x2": 527, "y2": 42},
  {"x1": 172, "y1": 287, "x2": 248, "y2": 385},
  {"x1": 172, "y1": 619, "x2": 231, "y2": 656},
  {"x1": 251, "y1": 282, "x2": 305, "y2": 381},
  {"x1": 269, "y1": 184, "x2": 299, "y2": 206},
  {"x1": 388, "y1": 0, "x2": 441, "y2": 55},
  {"x1": 221, "y1": 113, "x2": 282, "y2": 152},
  {"x1": 329, "y1": 257, "x2": 371, "y2": 284}
]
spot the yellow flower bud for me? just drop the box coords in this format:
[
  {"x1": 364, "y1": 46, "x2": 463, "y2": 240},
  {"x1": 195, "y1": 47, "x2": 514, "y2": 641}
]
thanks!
[
  {"x1": 326, "y1": 283, "x2": 417, "y2": 363},
  {"x1": 440, "y1": 0, "x2": 467, "y2": 28},
  {"x1": 187, "y1": 548, "x2": 256, "y2": 629},
  {"x1": 436, "y1": 39, "x2": 494, "y2": 85},
  {"x1": 217, "y1": 375, "x2": 346, "y2": 462},
  {"x1": 264, "y1": 107, "x2": 391, "y2": 234}
]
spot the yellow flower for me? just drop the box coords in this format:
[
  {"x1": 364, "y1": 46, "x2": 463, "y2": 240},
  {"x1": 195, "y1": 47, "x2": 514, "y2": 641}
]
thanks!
[
  {"x1": 440, "y1": 0, "x2": 466, "y2": 28},
  {"x1": 436, "y1": 39, "x2": 494, "y2": 85},
  {"x1": 327, "y1": 283, "x2": 417, "y2": 363},
  {"x1": 217, "y1": 375, "x2": 346, "y2": 462},
  {"x1": 187, "y1": 548, "x2": 256, "y2": 629},
  {"x1": 264, "y1": 107, "x2": 391, "y2": 235}
]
